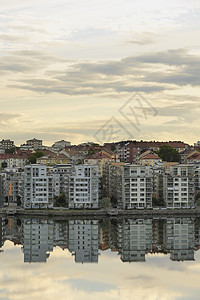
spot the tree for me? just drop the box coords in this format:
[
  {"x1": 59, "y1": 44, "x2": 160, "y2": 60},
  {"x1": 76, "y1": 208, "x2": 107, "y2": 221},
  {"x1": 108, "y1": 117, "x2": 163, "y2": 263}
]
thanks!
[
  {"x1": 5, "y1": 147, "x2": 16, "y2": 154},
  {"x1": 1, "y1": 162, "x2": 7, "y2": 168},
  {"x1": 100, "y1": 197, "x2": 111, "y2": 209},
  {"x1": 54, "y1": 192, "x2": 68, "y2": 207},
  {"x1": 17, "y1": 196, "x2": 21, "y2": 206},
  {"x1": 152, "y1": 197, "x2": 165, "y2": 207},
  {"x1": 27, "y1": 151, "x2": 44, "y2": 164},
  {"x1": 156, "y1": 145, "x2": 180, "y2": 162}
]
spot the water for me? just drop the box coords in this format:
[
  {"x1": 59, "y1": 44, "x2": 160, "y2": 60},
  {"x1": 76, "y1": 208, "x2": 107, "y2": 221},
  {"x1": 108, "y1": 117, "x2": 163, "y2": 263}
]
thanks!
[{"x1": 0, "y1": 216, "x2": 200, "y2": 299}]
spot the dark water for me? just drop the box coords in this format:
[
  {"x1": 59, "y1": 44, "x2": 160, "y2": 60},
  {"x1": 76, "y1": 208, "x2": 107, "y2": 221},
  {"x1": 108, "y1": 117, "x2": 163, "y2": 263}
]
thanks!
[{"x1": 0, "y1": 216, "x2": 200, "y2": 300}]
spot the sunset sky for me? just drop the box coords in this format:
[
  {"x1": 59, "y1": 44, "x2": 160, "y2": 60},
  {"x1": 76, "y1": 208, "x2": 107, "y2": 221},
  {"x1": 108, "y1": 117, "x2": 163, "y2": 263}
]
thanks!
[{"x1": 0, "y1": 0, "x2": 200, "y2": 146}]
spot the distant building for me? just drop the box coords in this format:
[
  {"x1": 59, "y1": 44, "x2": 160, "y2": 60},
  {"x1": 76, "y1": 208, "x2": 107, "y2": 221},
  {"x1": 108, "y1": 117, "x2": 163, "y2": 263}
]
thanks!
[
  {"x1": 52, "y1": 140, "x2": 71, "y2": 150},
  {"x1": 23, "y1": 164, "x2": 53, "y2": 209},
  {"x1": 26, "y1": 138, "x2": 42, "y2": 151},
  {"x1": 139, "y1": 153, "x2": 162, "y2": 166},
  {"x1": 69, "y1": 165, "x2": 99, "y2": 209},
  {"x1": 0, "y1": 139, "x2": 14, "y2": 150}
]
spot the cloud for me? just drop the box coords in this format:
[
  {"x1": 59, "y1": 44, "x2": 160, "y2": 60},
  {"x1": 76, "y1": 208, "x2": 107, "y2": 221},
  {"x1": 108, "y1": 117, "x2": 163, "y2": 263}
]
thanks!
[{"x1": 4, "y1": 48, "x2": 200, "y2": 96}]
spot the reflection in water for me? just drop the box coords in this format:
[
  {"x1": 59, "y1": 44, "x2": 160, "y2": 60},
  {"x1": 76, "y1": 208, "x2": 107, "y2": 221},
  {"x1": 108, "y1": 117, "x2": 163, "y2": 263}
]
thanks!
[{"x1": 0, "y1": 216, "x2": 199, "y2": 263}]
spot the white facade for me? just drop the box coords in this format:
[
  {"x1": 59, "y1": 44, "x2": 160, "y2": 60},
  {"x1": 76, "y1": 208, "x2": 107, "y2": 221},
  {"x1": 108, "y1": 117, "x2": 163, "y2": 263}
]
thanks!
[
  {"x1": 164, "y1": 165, "x2": 195, "y2": 208},
  {"x1": 23, "y1": 164, "x2": 53, "y2": 209},
  {"x1": 69, "y1": 165, "x2": 99, "y2": 209},
  {"x1": 122, "y1": 165, "x2": 153, "y2": 209}
]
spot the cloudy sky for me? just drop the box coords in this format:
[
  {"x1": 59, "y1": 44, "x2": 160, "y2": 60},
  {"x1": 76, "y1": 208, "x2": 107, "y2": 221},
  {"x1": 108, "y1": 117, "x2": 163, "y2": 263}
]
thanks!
[{"x1": 0, "y1": 0, "x2": 200, "y2": 146}]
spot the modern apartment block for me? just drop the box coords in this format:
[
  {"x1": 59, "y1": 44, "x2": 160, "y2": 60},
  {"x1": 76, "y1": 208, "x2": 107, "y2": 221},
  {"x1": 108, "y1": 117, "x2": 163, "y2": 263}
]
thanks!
[
  {"x1": 23, "y1": 164, "x2": 53, "y2": 209},
  {"x1": 68, "y1": 219, "x2": 99, "y2": 263},
  {"x1": 69, "y1": 165, "x2": 99, "y2": 209},
  {"x1": 117, "y1": 218, "x2": 152, "y2": 262},
  {"x1": 122, "y1": 165, "x2": 153, "y2": 209},
  {"x1": 163, "y1": 165, "x2": 195, "y2": 208}
]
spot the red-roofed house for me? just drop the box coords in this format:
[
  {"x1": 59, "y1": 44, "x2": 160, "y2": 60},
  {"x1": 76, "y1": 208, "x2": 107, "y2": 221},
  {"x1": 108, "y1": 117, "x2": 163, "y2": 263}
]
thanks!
[{"x1": 139, "y1": 153, "x2": 162, "y2": 166}]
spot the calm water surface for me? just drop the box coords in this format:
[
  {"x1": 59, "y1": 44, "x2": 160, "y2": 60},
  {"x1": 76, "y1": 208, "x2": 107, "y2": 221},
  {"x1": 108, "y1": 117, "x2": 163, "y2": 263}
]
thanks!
[{"x1": 0, "y1": 216, "x2": 200, "y2": 300}]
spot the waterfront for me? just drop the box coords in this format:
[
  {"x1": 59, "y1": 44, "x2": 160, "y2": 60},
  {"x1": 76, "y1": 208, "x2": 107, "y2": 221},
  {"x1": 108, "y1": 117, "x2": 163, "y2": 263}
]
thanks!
[{"x1": 0, "y1": 216, "x2": 200, "y2": 299}]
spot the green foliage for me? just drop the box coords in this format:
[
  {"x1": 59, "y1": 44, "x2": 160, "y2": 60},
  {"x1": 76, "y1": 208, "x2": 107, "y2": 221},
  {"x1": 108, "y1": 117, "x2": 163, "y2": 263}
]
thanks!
[
  {"x1": 27, "y1": 151, "x2": 44, "y2": 164},
  {"x1": 111, "y1": 144, "x2": 116, "y2": 152},
  {"x1": 156, "y1": 145, "x2": 180, "y2": 162},
  {"x1": 54, "y1": 192, "x2": 68, "y2": 207},
  {"x1": 87, "y1": 149, "x2": 95, "y2": 156},
  {"x1": 17, "y1": 196, "x2": 21, "y2": 206},
  {"x1": 1, "y1": 162, "x2": 7, "y2": 168},
  {"x1": 152, "y1": 197, "x2": 165, "y2": 207},
  {"x1": 100, "y1": 197, "x2": 111, "y2": 209},
  {"x1": 5, "y1": 147, "x2": 15, "y2": 154}
]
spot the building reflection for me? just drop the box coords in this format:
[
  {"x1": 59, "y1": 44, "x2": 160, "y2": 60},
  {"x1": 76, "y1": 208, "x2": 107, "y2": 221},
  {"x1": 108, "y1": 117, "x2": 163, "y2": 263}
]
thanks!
[
  {"x1": 118, "y1": 219, "x2": 152, "y2": 262},
  {"x1": 68, "y1": 219, "x2": 99, "y2": 263},
  {"x1": 0, "y1": 215, "x2": 198, "y2": 264},
  {"x1": 22, "y1": 219, "x2": 53, "y2": 263}
]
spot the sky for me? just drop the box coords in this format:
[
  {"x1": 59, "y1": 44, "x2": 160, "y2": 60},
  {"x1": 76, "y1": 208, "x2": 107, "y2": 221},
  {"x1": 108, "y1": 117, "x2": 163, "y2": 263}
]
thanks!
[{"x1": 0, "y1": 0, "x2": 200, "y2": 146}]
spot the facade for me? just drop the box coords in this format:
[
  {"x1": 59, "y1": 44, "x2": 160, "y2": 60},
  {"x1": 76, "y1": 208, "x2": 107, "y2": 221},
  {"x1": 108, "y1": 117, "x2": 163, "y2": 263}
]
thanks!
[
  {"x1": 122, "y1": 165, "x2": 153, "y2": 209},
  {"x1": 37, "y1": 153, "x2": 69, "y2": 165},
  {"x1": 69, "y1": 165, "x2": 99, "y2": 209},
  {"x1": 163, "y1": 165, "x2": 195, "y2": 208},
  {"x1": 48, "y1": 164, "x2": 74, "y2": 199},
  {"x1": 23, "y1": 164, "x2": 53, "y2": 209},
  {"x1": 26, "y1": 138, "x2": 42, "y2": 151}
]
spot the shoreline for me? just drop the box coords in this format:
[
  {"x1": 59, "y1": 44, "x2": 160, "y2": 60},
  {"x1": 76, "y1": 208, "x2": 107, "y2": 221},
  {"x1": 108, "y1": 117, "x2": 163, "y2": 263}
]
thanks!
[{"x1": 1, "y1": 207, "x2": 200, "y2": 219}]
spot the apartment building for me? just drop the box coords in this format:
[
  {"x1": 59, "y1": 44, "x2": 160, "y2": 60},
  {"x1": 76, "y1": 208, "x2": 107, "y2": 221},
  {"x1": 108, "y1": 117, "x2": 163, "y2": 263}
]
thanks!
[
  {"x1": 23, "y1": 164, "x2": 53, "y2": 209},
  {"x1": 163, "y1": 165, "x2": 195, "y2": 208},
  {"x1": 122, "y1": 165, "x2": 153, "y2": 209},
  {"x1": 26, "y1": 138, "x2": 42, "y2": 151},
  {"x1": 69, "y1": 165, "x2": 99, "y2": 209},
  {"x1": 0, "y1": 139, "x2": 14, "y2": 150}
]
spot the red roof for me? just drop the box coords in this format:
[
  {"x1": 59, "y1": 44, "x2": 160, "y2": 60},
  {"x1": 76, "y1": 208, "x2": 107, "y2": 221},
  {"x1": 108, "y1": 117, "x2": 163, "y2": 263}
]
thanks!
[{"x1": 141, "y1": 153, "x2": 161, "y2": 160}]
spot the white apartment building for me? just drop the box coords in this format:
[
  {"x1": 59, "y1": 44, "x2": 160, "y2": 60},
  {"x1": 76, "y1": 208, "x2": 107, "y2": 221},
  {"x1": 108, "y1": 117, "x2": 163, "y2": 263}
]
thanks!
[
  {"x1": 69, "y1": 165, "x2": 99, "y2": 209},
  {"x1": 23, "y1": 164, "x2": 53, "y2": 209},
  {"x1": 122, "y1": 165, "x2": 153, "y2": 209},
  {"x1": 164, "y1": 165, "x2": 195, "y2": 208}
]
